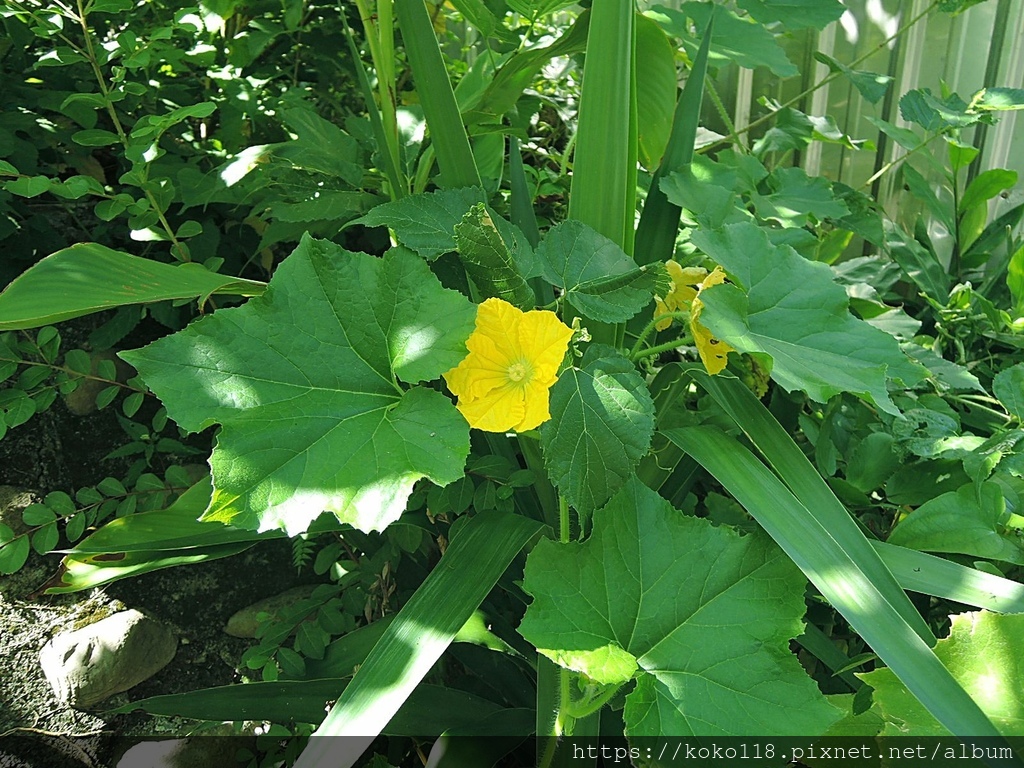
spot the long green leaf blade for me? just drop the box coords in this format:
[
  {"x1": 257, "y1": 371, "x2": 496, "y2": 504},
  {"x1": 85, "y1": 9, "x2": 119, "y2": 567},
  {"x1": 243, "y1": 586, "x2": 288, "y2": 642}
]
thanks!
[
  {"x1": 394, "y1": 0, "x2": 481, "y2": 188},
  {"x1": 0, "y1": 244, "x2": 265, "y2": 330},
  {"x1": 688, "y1": 369, "x2": 934, "y2": 643},
  {"x1": 294, "y1": 510, "x2": 544, "y2": 768},
  {"x1": 567, "y1": 0, "x2": 633, "y2": 249},
  {"x1": 666, "y1": 426, "x2": 1010, "y2": 745},
  {"x1": 634, "y1": 9, "x2": 714, "y2": 265},
  {"x1": 875, "y1": 541, "x2": 1024, "y2": 614}
]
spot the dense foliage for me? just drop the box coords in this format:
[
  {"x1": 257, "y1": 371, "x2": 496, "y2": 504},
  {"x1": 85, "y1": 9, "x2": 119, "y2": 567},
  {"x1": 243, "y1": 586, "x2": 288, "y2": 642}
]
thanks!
[{"x1": 2, "y1": 0, "x2": 1024, "y2": 766}]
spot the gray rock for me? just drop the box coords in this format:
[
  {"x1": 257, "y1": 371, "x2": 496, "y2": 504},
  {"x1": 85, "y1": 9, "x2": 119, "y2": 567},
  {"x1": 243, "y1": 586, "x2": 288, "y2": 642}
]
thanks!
[
  {"x1": 116, "y1": 734, "x2": 256, "y2": 768},
  {"x1": 224, "y1": 584, "x2": 318, "y2": 638},
  {"x1": 39, "y1": 609, "x2": 177, "y2": 708},
  {"x1": 0, "y1": 485, "x2": 38, "y2": 537},
  {"x1": 62, "y1": 349, "x2": 136, "y2": 416}
]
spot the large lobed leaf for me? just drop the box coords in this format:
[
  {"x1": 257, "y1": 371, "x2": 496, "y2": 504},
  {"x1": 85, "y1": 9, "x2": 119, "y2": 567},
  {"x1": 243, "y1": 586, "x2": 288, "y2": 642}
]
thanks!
[
  {"x1": 519, "y1": 477, "x2": 842, "y2": 735},
  {"x1": 540, "y1": 345, "x2": 654, "y2": 519},
  {"x1": 861, "y1": 611, "x2": 1024, "y2": 736},
  {"x1": 693, "y1": 223, "x2": 924, "y2": 414},
  {"x1": 123, "y1": 235, "x2": 476, "y2": 535}
]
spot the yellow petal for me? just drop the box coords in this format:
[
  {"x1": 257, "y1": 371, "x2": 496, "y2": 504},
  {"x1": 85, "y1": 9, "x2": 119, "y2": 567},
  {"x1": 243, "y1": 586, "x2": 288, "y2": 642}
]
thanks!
[
  {"x1": 470, "y1": 297, "x2": 522, "y2": 362},
  {"x1": 653, "y1": 296, "x2": 674, "y2": 332},
  {"x1": 690, "y1": 266, "x2": 734, "y2": 375},
  {"x1": 515, "y1": 379, "x2": 554, "y2": 431},
  {"x1": 456, "y1": 382, "x2": 525, "y2": 433},
  {"x1": 516, "y1": 309, "x2": 574, "y2": 386}
]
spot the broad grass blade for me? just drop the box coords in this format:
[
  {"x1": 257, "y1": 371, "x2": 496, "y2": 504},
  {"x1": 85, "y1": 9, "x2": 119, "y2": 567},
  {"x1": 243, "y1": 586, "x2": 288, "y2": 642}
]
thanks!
[
  {"x1": 294, "y1": 510, "x2": 544, "y2": 768},
  {"x1": 634, "y1": 9, "x2": 714, "y2": 265},
  {"x1": 394, "y1": 0, "x2": 481, "y2": 188}
]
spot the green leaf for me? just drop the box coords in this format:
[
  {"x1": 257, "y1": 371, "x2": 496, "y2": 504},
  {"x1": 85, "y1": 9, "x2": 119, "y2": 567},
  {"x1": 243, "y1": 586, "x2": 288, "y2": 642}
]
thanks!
[
  {"x1": 540, "y1": 345, "x2": 655, "y2": 519},
  {"x1": 885, "y1": 222, "x2": 949, "y2": 302},
  {"x1": 693, "y1": 223, "x2": 923, "y2": 414},
  {"x1": 813, "y1": 53, "x2": 893, "y2": 104},
  {"x1": 959, "y1": 169, "x2": 1018, "y2": 216},
  {"x1": 667, "y1": 423, "x2": 1007, "y2": 741},
  {"x1": 394, "y1": 0, "x2": 481, "y2": 189},
  {"x1": 269, "y1": 192, "x2": 372, "y2": 223},
  {"x1": 274, "y1": 109, "x2": 363, "y2": 186},
  {"x1": 888, "y1": 483, "x2": 1024, "y2": 565},
  {"x1": 861, "y1": 611, "x2": 1024, "y2": 736},
  {"x1": 900, "y1": 89, "x2": 978, "y2": 131},
  {"x1": 752, "y1": 167, "x2": 850, "y2": 228},
  {"x1": 111, "y1": 679, "x2": 505, "y2": 735},
  {"x1": 295, "y1": 511, "x2": 543, "y2": 768},
  {"x1": 902, "y1": 164, "x2": 955, "y2": 235},
  {"x1": 635, "y1": 9, "x2": 715, "y2": 265},
  {"x1": 651, "y1": 3, "x2": 797, "y2": 78},
  {"x1": 453, "y1": 203, "x2": 535, "y2": 309},
  {"x1": 4, "y1": 176, "x2": 52, "y2": 198},
  {"x1": 568, "y1": 0, "x2": 635, "y2": 254},
  {"x1": 0, "y1": 243, "x2": 266, "y2": 331},
  {"x1": 738, "y1": 0, "x2": 845, "y2": 29},
  {"x1": 71, "y1": 129, "x2": 121, "y2": 147},
  {"x1": 865, "y1": 116, "x2": 924, "y2": 152},
  {"x1": 976, "y1": 87, "x2": 1024, "y2": 111},
  {"x1": 994, "y1": 363, "x2": 1024, "y2": 420},
  {"x1": 0, "y1": 537, "x2": 30, "y2": 575},
  {"x1": 354, "y1": 188, "x2": 486, "y2": 260},
  {"x1": 635, "y1": 14, "x2": 677, "y2": 171},
  {"x1": 537, "y1": 221, "x2": 668, "y2": 323},
  {"x1": 875, "y1": 541, "x2": 1024, "y2": 614},
  {"x1": 519, "y1": 477, "x2": 842, "y2": 734},
  {"x1": 122, "y1": 236, "x2": 476, "y2": 535}
]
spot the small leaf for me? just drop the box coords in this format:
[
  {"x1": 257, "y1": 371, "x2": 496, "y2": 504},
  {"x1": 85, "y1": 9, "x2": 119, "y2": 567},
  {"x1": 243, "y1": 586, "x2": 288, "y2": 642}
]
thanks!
[
  {"x1": 96, "y1": 385, "x2": 120, "y2": 410},
  {"x1": 540, "y1": 345, "x2": 655, "y2": 519},
  {"x1": 4, "y1": 176, "x2": 52, "y2": 198},
  {"x1": 44, "y1": 491, "x2": 75, "y2": 516},
  {"x1": 353, "y1": 188, "x2": 486, "y2": 261},
  {"x1": 813, "y1": 53, "x2": 892, "y2": 104},
  {"x1": 32, "y1": 522, "x2": 59, "y2": 555},
  {"x1": 122, "y1": 391, "x2": 145, "y2": 417},
  {"x1": 66, "y1": 513, "x2": 86, "y2": 542},
  {"x1": 71, "y1": 129, "x2": 121, "y2": 147},
  {"x1": 994, "y1": 363, "x2": 1024, "y2": 421},
  {"x1": 959, "y1": 169, "x2": 1018, "y2": 215},
  {"x1": 0, "y1": 537, "x2": 30, "y2": 575},
  {"x1": 22, "y1": 504, "x2": 56, "y2": 526},
  {"x1": 453, "y1": 204, "x2": 534, "y2": 309},
  {"x1": 537, "y1": 220, "x2": 668, "y2": 322},
  {"x1": 98, "y1": 477, "x2": 127, "y2": 497}
]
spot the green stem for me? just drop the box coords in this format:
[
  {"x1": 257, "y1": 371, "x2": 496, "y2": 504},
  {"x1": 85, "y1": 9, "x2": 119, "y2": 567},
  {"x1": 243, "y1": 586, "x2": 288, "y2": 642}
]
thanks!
[
  {"x1": 628, "y1": 310, "x2": 690, "y2": 360},
  {"x1": 860, "y1": 132, "x2": 940, "y2": 190},
  {"x1": 566, "y1": 683, "x2": 621, "y2": 720},
  {"x1": 631, "y1": 335, "x2": 694, "y2": 362}
]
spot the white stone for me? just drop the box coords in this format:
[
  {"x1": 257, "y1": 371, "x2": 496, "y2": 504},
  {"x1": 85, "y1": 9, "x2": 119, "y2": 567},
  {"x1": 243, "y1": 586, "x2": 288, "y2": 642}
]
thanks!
[{"x1": 39, "y1": 609, "x2": 177, "y2": 708}]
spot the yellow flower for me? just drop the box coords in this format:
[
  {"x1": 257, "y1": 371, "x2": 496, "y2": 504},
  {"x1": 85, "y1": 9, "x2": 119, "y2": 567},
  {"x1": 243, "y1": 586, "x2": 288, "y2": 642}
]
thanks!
[
  {"x1": 443, "y1": 297, "x2": 574, "y2": 432},
  {"x1": 653, "y1": 261, "x2": 735, "y2": 375},
  {"x1": 690, "y1": 267, "x2": 735, "y2": 375}
]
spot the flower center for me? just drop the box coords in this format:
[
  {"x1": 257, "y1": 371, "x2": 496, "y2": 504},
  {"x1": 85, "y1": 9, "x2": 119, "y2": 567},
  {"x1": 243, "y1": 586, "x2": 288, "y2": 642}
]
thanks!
[{"x1": 506, "y1": 361, "x2": 529, "y2": 383}]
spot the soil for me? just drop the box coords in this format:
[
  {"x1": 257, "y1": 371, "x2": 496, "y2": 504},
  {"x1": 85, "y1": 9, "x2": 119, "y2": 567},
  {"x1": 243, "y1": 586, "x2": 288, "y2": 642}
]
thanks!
[{"x1": 0, "y1": 317, "x2": 320, "y2": 768}]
